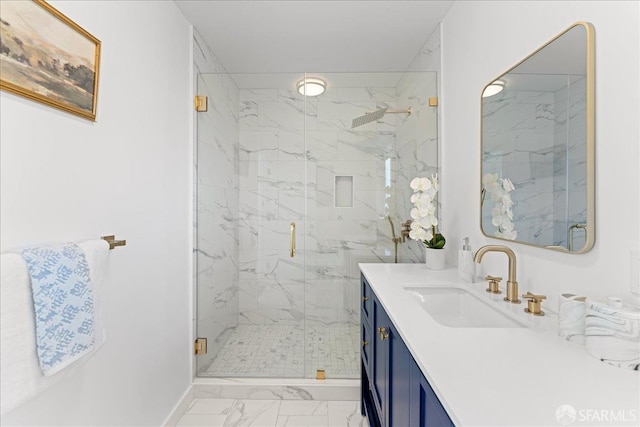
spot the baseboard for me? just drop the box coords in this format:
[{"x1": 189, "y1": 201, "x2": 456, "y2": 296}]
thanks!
[{"x1": 163, "y1": 385, "x2": 194, "y2": 427}]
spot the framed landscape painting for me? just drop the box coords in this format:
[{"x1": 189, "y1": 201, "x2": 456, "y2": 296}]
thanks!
[{"x1": 0, "y1": 0, "x2": 101, "y2": 121}]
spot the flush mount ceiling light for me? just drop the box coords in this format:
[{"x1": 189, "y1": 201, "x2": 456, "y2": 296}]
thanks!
[
  {"x1": 297, "y1": 77, "x2": 326, "y2": 97},
  {"x1": 482, "y1": 79, "x2": 505, "y2": 98}
]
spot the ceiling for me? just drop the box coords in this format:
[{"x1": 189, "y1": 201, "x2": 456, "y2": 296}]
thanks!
[{"x1": 174, "y1": 1, "x2": 455, "y2": 73}]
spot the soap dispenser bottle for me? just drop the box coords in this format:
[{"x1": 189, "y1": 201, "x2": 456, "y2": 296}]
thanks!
[{"x1": 458, "y1": 237, "x2": 475, "y2": 283}]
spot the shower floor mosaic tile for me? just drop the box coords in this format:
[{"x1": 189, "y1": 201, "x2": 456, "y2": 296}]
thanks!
[{"x1": 204, "y1": 324, "x2": 360, "y2": 378}]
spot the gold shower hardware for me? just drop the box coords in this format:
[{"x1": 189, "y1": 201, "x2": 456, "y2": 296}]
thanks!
[
  {"x1": 194, "y1": 95, "x2": 208, "y2": 112},
  {"x1": 362, "y1": 340, "x2": 369, "y2": 347},
  {"x1": 101, "y1": 235, "x2": 126, "y2": 250},
  {"x1": 194, "y1": 337, "x2": 207, "y2": 355},
  {"x1": 387, "y1": 216, "x2": 403, "y2": 263},
  {"x1": 290, "y1": 222, "x2": 296, "y2": 257},
  {"x1": 363, "y1": 296, "x2": 370, "y2": 302},
  {"x1": 401, "y1": 220, "x2": 412, "y2": 240},
  {"x1": 377, "y1": 326, "x2": 389, "y2": 340},
  {"x1": 316, "y1": 369, "x2": 326, "y2": 380},
  {"x1": 429, "y1": 97, "x2": 438, "y2": 106},
  {"x1": 365, "y1": 106, "x2": 411, "y2": 116}
]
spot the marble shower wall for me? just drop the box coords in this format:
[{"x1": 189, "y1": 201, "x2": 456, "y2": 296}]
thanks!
[
  {"x1": 194, "y1": 31, "x2": 240, "y2": 370},
  {"x1": 482, "y1": 75, "x2": 587, "y2": 247},
  {"x1": 238, "y1": 80, "x2": 403, "y2": 328},
  {"x1": 394, "y1": 72, "x2": 439, "y2": 263},
  {"x1": 306, "y1": 84, "x2": 400, "y2": 327},
  {"x1": 402, "y1": 28, "x2": 441, "y2": 261}
]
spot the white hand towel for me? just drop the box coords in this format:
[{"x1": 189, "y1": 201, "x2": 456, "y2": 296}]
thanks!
[{"x1": 0, "y1": 239, "x2": 110, "y2": 415}]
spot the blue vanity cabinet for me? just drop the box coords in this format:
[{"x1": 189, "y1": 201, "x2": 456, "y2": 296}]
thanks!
[
  {"x1": 369, "y1": 287, "x2": 411, "y2": 426},
  {"x1": 361, "y1": 273, "x2": 455, "y2": 427},
  {"x1": 409, "y1": 359, "x2": 455, "y2": 427}
]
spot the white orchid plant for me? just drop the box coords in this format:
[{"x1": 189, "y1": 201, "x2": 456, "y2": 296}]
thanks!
[
  {"x1": 482, "y1": 173, "x2": 517, "y2": 240},
  {"x1": 408, "y1": 174, "x2": 446, "y2": 249}
]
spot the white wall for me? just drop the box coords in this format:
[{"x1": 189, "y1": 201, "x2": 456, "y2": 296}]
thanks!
[
  {"x1": 0, "y1": 1, "x2": 193, "y2": 425},
  {"x1": 440, "y1": 1, "x2": 640, "y2": 310}
]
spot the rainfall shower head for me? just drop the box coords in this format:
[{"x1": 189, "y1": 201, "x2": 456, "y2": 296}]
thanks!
[
  {"x1": 350, "y1": 106, "x2": 412, "y2": 129},
  {"x1": 351, "y1": 107, "x2": 388, "y2": 129}
]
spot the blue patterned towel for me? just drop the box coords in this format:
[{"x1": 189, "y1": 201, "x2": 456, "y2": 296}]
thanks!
[{"x1": 20, "y1": 243, "x2": 95, "y2": 376}]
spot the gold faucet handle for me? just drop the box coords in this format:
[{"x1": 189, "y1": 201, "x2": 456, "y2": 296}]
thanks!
[
  {"x1": 485, "y1": 275, "x2": 502, "y2": 294},
  {"x1": 522, "y1": 292, "x2": 546, "y2": 316},
  {"x1": 522, "y1": 292, "x2": 546, "y2": 302}
]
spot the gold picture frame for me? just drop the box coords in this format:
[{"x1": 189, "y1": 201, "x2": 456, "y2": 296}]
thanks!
[{"x1": 0, "y1": 0, "x2": 101, "y2": 121}]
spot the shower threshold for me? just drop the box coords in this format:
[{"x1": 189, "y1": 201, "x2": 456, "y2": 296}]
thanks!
[{"x1": 192, "y1": 377, "x2": 360, "y2": 401}]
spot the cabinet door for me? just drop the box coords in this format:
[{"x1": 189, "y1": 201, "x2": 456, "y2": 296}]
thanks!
[
  {"x1": 388, "y1": 322, "x2": 411, "y2": 426},
  {"x1": 372, "y1": 297, "x2": 411, "y2": 427},
  {"x1": 410, "y1": 359, "x2": 454, "y2": 427},
  {"x1": 371, "y1": 296, "x2": 390, "y2": 424}
]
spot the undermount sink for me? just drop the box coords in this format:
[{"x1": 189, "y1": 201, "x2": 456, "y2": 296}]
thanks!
[{"x1": 404, "y1": 285, "x2": 526, "y2": 328}]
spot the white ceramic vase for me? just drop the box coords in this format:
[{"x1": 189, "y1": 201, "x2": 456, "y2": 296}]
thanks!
[{"x1": 425, "y1": 247, "x2": 445, "y2": 270}]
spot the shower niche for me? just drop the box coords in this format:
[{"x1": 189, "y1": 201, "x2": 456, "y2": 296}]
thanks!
[
  {"x1": 195, "y1": 72, "x2": 438, "y2": 379},
  {"x1": 335, "y1": 176, "x2": 353, "y2": 208}
]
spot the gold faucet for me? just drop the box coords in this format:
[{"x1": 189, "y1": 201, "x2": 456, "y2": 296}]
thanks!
[{"x1": 473, "y1": 245, "x2": 521, "y2": 304}]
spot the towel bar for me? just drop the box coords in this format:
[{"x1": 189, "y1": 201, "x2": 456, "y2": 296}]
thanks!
[{"x1": 101, "y1": 235, "x2": 126, "y2": 250}]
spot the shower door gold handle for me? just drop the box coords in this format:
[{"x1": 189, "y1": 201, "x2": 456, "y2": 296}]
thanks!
[{"x1": 290, "y1": 222, "x2": 296, "y2": 257}]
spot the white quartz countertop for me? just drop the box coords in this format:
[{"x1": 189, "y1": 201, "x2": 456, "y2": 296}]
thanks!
[{"x1": 360, "y1": 263, "x2": 640, "y2": 427}]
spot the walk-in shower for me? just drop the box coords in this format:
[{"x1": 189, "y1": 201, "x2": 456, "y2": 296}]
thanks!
[{"x1": 195, "y1": 71, "x2": 438, "y2": 379}]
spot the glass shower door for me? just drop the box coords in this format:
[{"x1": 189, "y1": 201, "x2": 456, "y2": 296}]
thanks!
[
  {"x1": 236, "y1": 73, "x2": 308, "y2": 377},
  {"x1": 195, "y1": 72, "x2": 308, "y2": 377},
  {"x1": 302, "y1": 71, "x2": 438, "y2": 379}
]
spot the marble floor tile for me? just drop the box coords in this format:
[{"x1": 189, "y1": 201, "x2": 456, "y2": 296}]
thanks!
[
  {"x1": 328, "y1": 401, "x2": 367, "y2": 427},
  {"x1": 176, "y1": 413, "x2": 228, "y2": 427},
  {"x1": 279, "y1": 400, "x2": 328, "y2": 416},
  {"x1": 185, "y1": 398, "x2": 235, "y2": 415},
  {"x1": 276, "y1": 415, "x2": 329, "y2": 426},
  {"x1": 224, "y1": 399, "x2": 281, "y2": 426},
  {"x1": 174, "y1": 399, "x2": 367, "y2": 427}
]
